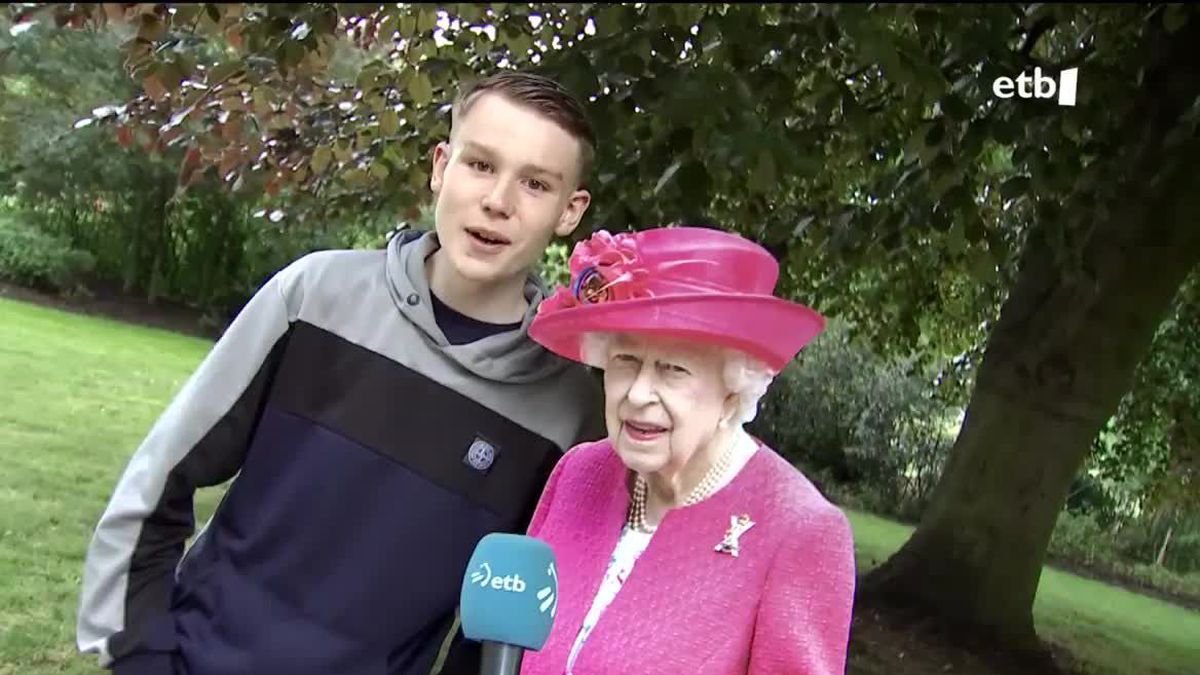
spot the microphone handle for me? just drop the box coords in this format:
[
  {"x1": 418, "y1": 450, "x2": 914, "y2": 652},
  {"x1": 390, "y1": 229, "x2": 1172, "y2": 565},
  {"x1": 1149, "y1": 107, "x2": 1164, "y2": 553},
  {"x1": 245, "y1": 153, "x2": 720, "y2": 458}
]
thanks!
[{"x1": 480, "y1": 641, "x2": 525, "y2": 675}]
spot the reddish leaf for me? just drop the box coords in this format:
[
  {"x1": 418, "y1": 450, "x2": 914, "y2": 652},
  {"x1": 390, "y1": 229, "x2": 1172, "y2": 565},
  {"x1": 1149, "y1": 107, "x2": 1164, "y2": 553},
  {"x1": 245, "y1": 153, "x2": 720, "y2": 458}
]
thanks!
[
  {"x1": 176, "y1": 145, "x2": 204, "y2": 188},
  {"x1": 226, "y1": 27, "x2": 244, "y2": 51},
  {"x1": 220, "y1": 115, "x2": 244, "y2": 142},
  {"x1": 145, "y1": 135, "x2": 164, "y2": 156},
  {"x1": 219, "y1": 148, "x2": 242, "y2": 178},
  {"x1": 360, "y1": 19, "x2": 376, "y2": 49},
  {"x1": 183, "y1": 146, "x2": 202, "y2": 169},
  {"x1": 143, "y1": 74, "x2": 169, "y2": 101},
  {"x1": 137, "y1": 14, "x2": 164, "y2": 42},
  {"x1": 160, "y1": 126, "x2": 184, "y2": 146},
  {"x1": 221, "y1": 94, "x2": 246, "y2": 112},
  {"x1": 115, "y1": 125, "x2": 134, "y2": 148}
]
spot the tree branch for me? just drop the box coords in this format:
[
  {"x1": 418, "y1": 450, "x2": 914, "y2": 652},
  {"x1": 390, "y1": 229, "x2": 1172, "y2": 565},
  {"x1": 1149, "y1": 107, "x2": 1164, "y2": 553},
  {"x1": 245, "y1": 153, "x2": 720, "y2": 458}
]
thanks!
[
  {"x1": 1019, "y1": 15, "x2": 1056, "y2": 59},
  {"x1": 1028, "y1": 42, "x2": 1096, "y2": 71},
  {"x1": 1024, "y1": 22, "x2": 1097, "y2": 71}
]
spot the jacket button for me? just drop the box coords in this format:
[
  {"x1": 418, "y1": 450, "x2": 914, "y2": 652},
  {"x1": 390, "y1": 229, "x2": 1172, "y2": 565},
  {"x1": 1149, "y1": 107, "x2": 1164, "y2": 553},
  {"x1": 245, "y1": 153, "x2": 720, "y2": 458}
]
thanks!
[{"x1": 406, "y1": 293, "x2": 420, "y2": 306}]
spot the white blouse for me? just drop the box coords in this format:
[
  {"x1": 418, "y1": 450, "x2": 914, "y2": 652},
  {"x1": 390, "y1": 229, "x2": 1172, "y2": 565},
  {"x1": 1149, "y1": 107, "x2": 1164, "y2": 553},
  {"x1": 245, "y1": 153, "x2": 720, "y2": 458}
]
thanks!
[{"x1": 565, "y1": 524, "x2": 654, "y2": 673}]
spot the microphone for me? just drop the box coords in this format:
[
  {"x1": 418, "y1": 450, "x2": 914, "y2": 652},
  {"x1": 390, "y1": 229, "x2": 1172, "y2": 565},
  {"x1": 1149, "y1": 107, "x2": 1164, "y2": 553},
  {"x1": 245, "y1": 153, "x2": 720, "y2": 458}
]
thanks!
[{"x1": 460, "y1": 533, "x2": 559, "y2": 675}]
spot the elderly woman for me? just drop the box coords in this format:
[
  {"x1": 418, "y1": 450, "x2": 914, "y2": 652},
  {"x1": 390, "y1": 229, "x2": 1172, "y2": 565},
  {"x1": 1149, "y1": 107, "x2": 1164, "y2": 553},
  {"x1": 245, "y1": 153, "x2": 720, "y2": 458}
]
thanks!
[{"x1": 519, "y1": 226, "x2": 856, "y2": 675}]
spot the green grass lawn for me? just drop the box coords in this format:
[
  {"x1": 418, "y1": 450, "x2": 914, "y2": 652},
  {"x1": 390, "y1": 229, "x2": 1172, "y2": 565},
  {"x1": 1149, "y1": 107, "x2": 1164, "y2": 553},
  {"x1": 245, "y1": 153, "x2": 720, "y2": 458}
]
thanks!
[
  {"x1": 1, "y1": 296, "x2": 1198, "y2": 675},
  {"x1": 0, "y1": 297, "x2": 225, "y2": 675},
  {"x1": 846, "y1": 511, "x2": 1200, "y2": 675}
]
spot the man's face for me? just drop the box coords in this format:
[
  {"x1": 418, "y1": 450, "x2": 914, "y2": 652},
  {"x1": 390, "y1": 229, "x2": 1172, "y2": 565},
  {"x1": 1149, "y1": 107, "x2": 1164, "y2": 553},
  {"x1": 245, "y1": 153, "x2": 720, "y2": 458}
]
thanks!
[{"x1": 429, "y1": 92, "x2": 591, "y2": 289}]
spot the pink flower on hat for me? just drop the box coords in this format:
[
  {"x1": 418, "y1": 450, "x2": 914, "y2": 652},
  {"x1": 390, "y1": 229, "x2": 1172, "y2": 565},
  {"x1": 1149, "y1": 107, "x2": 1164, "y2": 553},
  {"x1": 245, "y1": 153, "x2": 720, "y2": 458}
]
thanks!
[{"x1": 541, "y1": 231, "x2": 653, "y2": 313}]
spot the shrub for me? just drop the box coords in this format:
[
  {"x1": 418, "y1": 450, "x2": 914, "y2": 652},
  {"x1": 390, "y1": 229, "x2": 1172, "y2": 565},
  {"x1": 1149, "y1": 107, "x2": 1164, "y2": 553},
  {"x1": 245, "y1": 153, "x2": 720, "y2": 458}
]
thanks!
[
  {"x1": 748, "y1": 320, "x2": 956, "y2": 517},
  {"x1": 0, "y1": 215, "x2": 94, "y2": 292},
  {"x1": 1047, "y1": 510, "x2": 1200, "y2": 604},
  {"x1": 1048, "y1": 510, "x2": 1113, "y2": 568},
  {"x1": 1113, "y1": 511, "x2": 1200, "y2": 575}
]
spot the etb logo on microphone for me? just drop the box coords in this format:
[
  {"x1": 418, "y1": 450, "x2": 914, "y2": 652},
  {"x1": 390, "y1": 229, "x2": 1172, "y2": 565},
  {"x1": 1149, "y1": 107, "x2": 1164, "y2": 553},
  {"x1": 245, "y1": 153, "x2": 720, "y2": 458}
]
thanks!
[
  {"x1": 992, "y1": 67, "x2": 1078, "y2": 106},
  {"x1": 470, "y1": 562, "x2": 526, "y2": 592},
  {"x1": 469, "y1": 560, "x2": 558, "y2": 617},
  {"x1": 537, "y1": 562, "x2": 558, "y2": 618}
]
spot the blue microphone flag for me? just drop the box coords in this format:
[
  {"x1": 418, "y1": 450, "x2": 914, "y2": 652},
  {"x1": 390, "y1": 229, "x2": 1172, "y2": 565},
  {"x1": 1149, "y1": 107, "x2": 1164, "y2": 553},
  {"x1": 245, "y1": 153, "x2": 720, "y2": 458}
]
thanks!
[{"x1": 460, "y1": 533, "x2": 558, "y2": 651}]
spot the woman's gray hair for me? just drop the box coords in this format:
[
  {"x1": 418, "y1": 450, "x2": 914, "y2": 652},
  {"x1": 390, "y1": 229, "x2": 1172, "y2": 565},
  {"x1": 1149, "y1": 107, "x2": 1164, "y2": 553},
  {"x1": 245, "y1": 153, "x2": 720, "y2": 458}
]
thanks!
[{"x1": 579, "y1": 332, "x2": 776, "y2": 425}]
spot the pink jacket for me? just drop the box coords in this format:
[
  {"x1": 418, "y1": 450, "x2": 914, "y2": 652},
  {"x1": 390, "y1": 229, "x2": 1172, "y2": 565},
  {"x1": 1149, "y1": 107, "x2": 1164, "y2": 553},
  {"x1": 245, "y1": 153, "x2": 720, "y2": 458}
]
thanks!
[{"x1": 519, "y1": 438, "x2": 856, "y2": 675}]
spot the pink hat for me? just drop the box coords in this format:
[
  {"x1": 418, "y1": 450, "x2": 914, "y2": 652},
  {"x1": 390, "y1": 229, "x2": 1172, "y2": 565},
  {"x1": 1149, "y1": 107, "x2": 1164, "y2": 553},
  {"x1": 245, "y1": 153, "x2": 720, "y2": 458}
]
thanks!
[{"x1": 529, "y1": 227, "x2": 826, "y2": 373}]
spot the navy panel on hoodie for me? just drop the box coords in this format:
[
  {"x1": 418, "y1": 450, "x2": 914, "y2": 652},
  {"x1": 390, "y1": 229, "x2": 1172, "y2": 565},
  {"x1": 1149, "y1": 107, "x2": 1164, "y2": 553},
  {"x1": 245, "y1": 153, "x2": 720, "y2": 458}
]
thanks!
[{"x1": 172, "y1": 408, "x2": 506, "y2": 675}]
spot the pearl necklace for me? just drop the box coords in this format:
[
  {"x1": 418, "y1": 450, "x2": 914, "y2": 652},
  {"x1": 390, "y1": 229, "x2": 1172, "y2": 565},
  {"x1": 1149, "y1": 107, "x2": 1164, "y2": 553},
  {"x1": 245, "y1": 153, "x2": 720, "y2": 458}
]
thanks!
[{"x1": 627, "y1": 432, "x2": 739, "y2": 534}]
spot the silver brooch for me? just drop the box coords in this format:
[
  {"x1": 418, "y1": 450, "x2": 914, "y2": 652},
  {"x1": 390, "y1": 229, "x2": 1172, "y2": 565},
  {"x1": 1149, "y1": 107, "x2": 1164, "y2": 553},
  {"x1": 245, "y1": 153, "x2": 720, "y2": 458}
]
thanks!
[{"x1": 715, "y1": 514, "x2": 755, "y2": 557}]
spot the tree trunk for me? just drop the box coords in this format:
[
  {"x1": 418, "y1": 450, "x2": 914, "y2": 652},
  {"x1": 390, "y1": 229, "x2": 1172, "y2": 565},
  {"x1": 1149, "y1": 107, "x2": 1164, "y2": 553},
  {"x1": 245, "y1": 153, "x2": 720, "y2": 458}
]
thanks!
[
  {"x1": 1155, "y1": 526, "x2": 1174, "y2": 567},
  {"x1": 145, "y1": 172, "x2": 172, "y2": 305},
  {"x1": 861, "y1": 16, "x2": 1200, "y2": 654}
]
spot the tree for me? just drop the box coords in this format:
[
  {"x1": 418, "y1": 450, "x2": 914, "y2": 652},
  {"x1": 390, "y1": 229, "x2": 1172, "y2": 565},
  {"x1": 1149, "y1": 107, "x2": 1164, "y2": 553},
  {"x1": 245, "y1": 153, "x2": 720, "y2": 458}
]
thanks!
[
  {"x1": 16, "y1": 1, "x2": 1200, "y2": 657},
  {"x1": 1098, "y1": 271, "x2": 1199, "y2": 515},
  {"x1": 858, "y1": 7, "x2": 1200, "y2": 653},
  {"x1": 0, "y1": 11, "x2": 389, "y2": 315}
]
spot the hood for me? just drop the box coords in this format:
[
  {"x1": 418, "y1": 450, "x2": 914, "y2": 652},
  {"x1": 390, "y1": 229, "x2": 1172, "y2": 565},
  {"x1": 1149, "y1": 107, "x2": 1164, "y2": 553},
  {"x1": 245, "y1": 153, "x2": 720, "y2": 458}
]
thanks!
[{"x1": 384, "y1": 230, "x2": 576, "y2": 384}]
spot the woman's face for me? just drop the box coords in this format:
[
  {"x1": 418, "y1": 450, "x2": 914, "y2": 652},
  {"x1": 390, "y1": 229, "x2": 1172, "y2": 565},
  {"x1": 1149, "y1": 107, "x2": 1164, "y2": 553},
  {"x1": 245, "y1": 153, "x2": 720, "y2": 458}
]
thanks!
[{"x1": 602, "y1": 334, "x2": 737, "y2": 480}]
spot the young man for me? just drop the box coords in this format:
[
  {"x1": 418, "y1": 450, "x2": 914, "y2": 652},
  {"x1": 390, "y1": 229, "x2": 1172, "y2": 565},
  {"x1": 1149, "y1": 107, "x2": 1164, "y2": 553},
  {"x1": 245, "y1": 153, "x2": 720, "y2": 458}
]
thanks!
[{"x1": 76, "y1": 71, "x2": 607, "y2": 675}]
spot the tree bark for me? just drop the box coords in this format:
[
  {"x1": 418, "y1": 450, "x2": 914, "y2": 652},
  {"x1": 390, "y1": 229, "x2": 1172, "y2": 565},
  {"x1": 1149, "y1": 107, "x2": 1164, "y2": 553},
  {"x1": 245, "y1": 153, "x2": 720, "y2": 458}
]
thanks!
[
  {"x1": 861, "y1": 15, "x2": 1200, "y2": 654},
  {"x1": 1155, "y1": 526, "x2": 1174, "y2": 567}
]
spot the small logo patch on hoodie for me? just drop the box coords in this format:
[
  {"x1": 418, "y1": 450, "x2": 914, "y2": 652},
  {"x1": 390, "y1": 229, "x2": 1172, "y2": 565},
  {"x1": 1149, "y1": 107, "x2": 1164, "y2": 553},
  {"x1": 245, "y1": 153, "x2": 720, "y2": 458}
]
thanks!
[{"x1": 464, "y1": 436, "x2": 498, "y2": 473}]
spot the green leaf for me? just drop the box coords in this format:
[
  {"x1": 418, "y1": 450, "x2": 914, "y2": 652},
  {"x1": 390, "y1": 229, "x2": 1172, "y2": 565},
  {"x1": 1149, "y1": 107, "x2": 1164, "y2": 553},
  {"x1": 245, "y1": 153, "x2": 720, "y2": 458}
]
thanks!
[
  {"x1": 790, "y1": 154, "x2": 823, "y2": 177},
  {"x1": 252, "y1": 93, "x2": 274, "y2": 119},
  {"x1": 311, "y1": 145, "x2": 332, "y2": 173},
  {"x1": 750, "y1": 150, "x2": 776, "y2": 193},
  {"x1": 651, "y1": 30, "x2": 674, "y2": 57},
  {"x1": 1163, "y1": 5, "x2": 1187, "y2": 33},
  {"x1": 941, "y1": 95, "x2": 973, "y2": 121},
  {"x1": 377, "y1": 14, "x2": 398, "y2": 43},
  {"x1": 379, "y1": 109, "x2": 400, "y2": 135},
  {"x1": 948, "y1": 221, "x2": 968, "y2": 254},
  {"x1": 676, "y1": 161, "x2": 711, "y2": 203},
  {"x1": 965, "y1": 217, "x2": 985, "y2": 244},
  {"x1": 595, "y1": 7, "x2": 623, "y2": 35},
  {"x1": 925, "y1": 122, "x2": 945, "y2": 148},
  {"x1": 944, "y1": 183, "x2": 973, "y2": 213},
  {"x1": 968, "y1": 249, "x2": 997, "y2": 283},
  {"x1": 408, "y1": 72, "x2": 433, "y2": 106},
  {"x1": 993, "y1": 118, "x2": 1020, "y2": 146},
  {"x1": 1000, "y1": 176, "x2": 1030, "y2": 201},
  {"x1": 505, "y1": 30, "x2": 532, "y2": 57},
  {"x1": 455, "y1": 4, "x2": 485, "y2": 22},
  {"x1": 399, "y1": 14, "x2": 417, "y2": 38},
  {"x1": 417, "y1": 8, "x2": 439, "y2": 34}
]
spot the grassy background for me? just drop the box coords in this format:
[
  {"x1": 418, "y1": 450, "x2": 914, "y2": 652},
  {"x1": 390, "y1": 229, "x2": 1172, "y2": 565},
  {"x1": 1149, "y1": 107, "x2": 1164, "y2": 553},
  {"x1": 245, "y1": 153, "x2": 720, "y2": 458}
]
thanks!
[
  {"x1": 0, "y1": 297, "x2": 224, "y2": 675},
  {"x1": 1, "y1": 296, "x2": 1197, "y2": 675}
]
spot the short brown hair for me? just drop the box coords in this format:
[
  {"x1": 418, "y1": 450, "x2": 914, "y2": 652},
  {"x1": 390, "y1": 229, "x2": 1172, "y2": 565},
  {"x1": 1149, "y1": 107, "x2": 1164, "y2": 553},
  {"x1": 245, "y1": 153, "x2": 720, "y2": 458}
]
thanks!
[{"x1": 452, "y1": 71, "x2": 597, "y2": 187}]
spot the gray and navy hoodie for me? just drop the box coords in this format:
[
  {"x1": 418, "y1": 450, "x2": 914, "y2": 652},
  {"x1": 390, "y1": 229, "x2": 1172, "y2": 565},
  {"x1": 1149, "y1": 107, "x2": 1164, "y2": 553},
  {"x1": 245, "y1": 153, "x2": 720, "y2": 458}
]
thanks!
[{"x1": 76, "y1": 230, "x2": 606, "y2": 675}]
